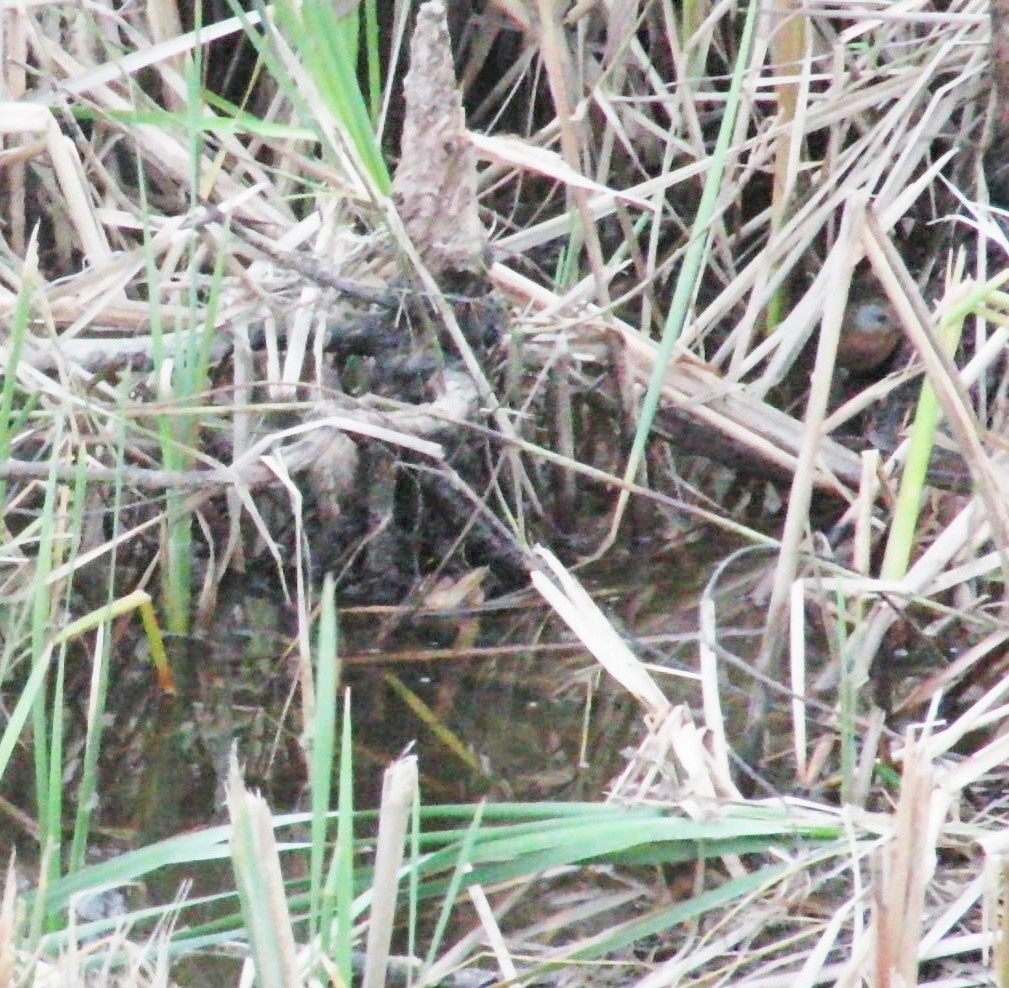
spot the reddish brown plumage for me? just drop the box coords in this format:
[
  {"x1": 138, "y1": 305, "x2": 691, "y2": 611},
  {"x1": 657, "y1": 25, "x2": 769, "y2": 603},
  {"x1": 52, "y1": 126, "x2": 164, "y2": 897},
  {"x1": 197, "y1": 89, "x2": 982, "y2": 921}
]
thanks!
[{"x1": 837, "y1": 295, "x2": 901, "y2": 373}]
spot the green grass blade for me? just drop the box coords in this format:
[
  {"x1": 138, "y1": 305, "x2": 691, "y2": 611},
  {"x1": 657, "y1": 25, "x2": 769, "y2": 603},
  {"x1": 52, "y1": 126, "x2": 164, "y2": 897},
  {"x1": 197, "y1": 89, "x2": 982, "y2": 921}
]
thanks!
[
  {"x1": 619, "y1": 0, "x2": 759, "y2": 504},
  {"x1": 331, "y1": 689, "x2": 355, "y2": 981},
  {"x1": 0, "y1": 264, "x2": 34, "y2": 509},
  {"x1": 424, "y1": 801, "x2": 486, "y2": 970},
  {"x1": 310, "y1": 573, "x2": 340, "y2": 938}
]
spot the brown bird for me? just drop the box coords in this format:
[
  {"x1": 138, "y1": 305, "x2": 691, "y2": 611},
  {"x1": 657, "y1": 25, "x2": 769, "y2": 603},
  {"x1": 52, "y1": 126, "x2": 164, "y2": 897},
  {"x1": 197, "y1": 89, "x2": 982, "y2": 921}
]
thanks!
[{"x1": 836, "y1": 292, "x2": 902, "y2": 374}]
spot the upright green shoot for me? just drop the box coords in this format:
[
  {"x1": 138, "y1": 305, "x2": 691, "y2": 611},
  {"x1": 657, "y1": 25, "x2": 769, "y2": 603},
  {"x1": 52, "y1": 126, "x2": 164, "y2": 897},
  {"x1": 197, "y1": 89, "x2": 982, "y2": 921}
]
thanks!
[
  {"x1": 612, "y1": 0, "x2": 760, "y2": 541},
  {"x1": 835, "y1": 586, "x2": 857, "y2": 805},
  {"x1": 309, "y1": 574, "x2": 340, "y2": 940},
  {"x1": 361, "y1": 0, "x2": 381, "y2": 124},
  {"x1": 0, "y1": 267, "x2": 34, "y2": 510},
  {"x1": 68, "y1": 418, "x2": 128, "y2": 875},
  {"x1": 262, "y1": 0, "x2": 390, "y2": 193},
  {"x1": 879, "y1": 297, "x2": 970, "y2": 581},
  {"x1": 29, "y1": 420, "x2": 63, "y2": 906},
  {"x1": 330, "y1": 690, "x2": 355, "y2": 981}
]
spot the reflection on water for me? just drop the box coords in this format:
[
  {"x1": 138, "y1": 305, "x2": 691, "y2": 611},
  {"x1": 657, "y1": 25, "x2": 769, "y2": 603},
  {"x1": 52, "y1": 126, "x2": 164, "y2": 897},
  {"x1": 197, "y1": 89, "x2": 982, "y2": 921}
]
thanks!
[
  {"x1": 1, "y1": 534, "x2": 793, "y2": 983},
  {"x1": 3, "y1": 535, "x2": 780, "y2": 841}
]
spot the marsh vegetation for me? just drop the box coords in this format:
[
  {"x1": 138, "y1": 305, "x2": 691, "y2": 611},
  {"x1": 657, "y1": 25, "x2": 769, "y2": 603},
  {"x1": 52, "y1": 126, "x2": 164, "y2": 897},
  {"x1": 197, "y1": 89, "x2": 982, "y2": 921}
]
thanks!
[{"x1": 1, "y1": 0, "x2": 1008, "y2": 984}]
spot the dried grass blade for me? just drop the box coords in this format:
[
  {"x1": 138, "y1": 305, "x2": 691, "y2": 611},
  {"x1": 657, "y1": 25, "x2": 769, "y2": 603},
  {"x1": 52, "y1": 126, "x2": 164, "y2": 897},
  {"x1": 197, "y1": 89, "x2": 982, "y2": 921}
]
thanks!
[
  {"x1": 869, "y1": 730, "x2": 935, "y2": 987},
  {"x1": 532, "y1": 545, "x2": 669, "y2": 718},
  {"x1": 225, "y1": 755, "x2": 301, "y2": 988},
  {"x1": 362, "y1": 755, "x2": 419, "y2": 988},
  {"x1": 746, "y1": 192, "x2": 867, "y2": 759}
]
